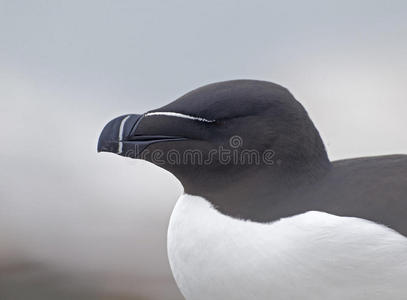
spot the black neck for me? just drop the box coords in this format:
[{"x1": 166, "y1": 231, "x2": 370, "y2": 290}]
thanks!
[{"x1": 182, "y1": 157, "x2": 332, "y2": 222}]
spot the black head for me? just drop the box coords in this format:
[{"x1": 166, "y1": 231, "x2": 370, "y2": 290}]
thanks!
[{"x1": 98, "y1": 80, "x2": 331, "y2": 219}]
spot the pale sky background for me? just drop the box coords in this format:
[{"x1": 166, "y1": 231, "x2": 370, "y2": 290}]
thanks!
[{"x1": 1, "y1": 1, "x2": 406, "y2": 299}]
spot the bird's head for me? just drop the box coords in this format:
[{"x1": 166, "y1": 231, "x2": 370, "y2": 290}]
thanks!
[{"x1": 98, "y1": 80, "x2": 330, "y2": 198}]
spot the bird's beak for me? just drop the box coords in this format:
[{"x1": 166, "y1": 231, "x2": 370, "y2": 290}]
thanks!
[
  {"x1": 98, "y1": 114, "x2": 144, "y2": 157},
  {"x1": 97, "y1": 114, "x2": 186, "y2": 158}
]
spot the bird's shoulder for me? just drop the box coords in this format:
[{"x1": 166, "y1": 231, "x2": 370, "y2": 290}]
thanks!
[
  {"x1": 316, "y1": 154, "x2": 407, "y2": 236},
  {"x1": 331, "y1": 154, "x2": 407, "y2": 186}
]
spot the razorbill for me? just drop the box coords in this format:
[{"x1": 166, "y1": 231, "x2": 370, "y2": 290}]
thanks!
[{"x1": 98, "y1": 80, "x2": 407, "y2": 300}]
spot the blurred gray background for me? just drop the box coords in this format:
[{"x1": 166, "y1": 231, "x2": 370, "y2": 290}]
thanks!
[{"x1": 1, "y1": 0, "x2": 406, "y2": 299}]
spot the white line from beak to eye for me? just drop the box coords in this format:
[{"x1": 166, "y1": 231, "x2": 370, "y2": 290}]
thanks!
[
  {"x1": 144, "y1": 111, "x2": 216, "y2": 123},
  {"x1": 118, "y1": 115, "x2": 130, "y2": 154}
]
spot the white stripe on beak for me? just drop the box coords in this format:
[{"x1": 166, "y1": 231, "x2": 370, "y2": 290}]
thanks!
[{"x1": 118, "y1": 115, "x2": 130, "y2": 154}]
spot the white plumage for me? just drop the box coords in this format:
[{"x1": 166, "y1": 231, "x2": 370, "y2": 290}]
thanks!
[{"x1": 168, "y1": 194, "x2": 407, "y2": 300}]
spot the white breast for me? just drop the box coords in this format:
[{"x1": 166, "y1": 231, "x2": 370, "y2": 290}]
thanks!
[{"x1": 167, "y1": 194, "x2": 407, "y2": 300}]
